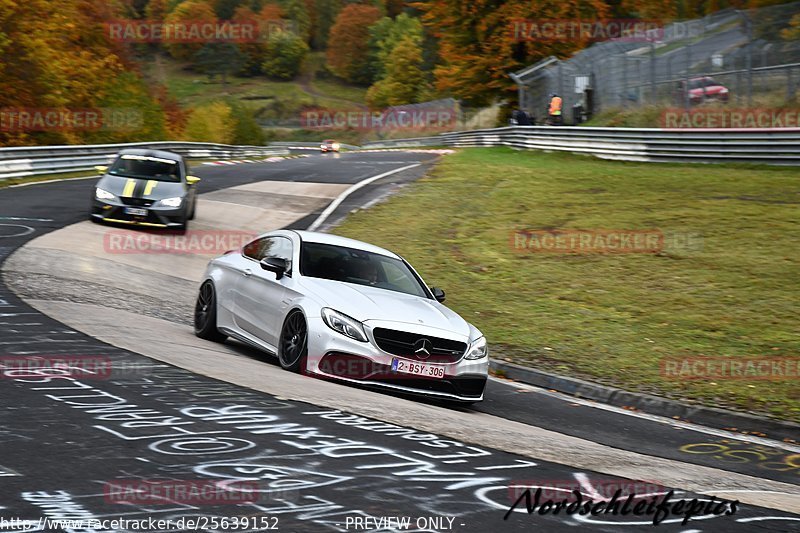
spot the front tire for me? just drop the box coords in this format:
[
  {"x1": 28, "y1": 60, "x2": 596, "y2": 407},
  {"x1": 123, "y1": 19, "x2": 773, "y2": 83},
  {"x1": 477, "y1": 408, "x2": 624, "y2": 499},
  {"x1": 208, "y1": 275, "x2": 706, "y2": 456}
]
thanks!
[
  {"x1": 278, "y1": 310, "x2": 308, "y2": 372},
  {"x1": 194, "y1": 281, "x2": 227, "y2": 342}
]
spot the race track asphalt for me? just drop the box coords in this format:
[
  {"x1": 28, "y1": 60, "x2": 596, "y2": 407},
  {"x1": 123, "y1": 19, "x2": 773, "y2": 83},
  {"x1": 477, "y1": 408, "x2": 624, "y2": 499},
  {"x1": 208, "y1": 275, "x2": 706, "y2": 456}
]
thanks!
[{"x1": 0, "y1": 150, "x2": 797, "y2": 532}]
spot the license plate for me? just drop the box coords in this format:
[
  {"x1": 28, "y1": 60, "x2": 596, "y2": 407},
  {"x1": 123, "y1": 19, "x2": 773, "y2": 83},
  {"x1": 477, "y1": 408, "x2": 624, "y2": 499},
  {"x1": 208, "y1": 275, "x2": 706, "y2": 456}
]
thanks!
[
  {"x1": 391, "y1": 358, "x2": 445, "y2": 379},
  {"x1": 124, "y1": 207, "x2": 148, "y2": 217}
]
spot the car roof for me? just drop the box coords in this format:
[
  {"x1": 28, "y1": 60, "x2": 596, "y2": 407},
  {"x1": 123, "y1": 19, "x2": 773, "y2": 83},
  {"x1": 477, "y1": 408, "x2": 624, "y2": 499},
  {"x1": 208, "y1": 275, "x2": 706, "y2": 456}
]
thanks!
[
  {"x1": 116, "y1": 148, "x2": 184, "y2": 162},
  {"x1": 292, "y1": 230, "x2": 400, "y2": 259}
]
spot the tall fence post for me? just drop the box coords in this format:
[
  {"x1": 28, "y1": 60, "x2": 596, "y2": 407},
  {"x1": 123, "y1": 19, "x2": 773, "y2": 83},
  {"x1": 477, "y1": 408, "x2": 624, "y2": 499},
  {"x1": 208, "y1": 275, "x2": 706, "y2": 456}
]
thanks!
[{"x1": 650, "y1": 43, "x2": 657, "y2": 104}]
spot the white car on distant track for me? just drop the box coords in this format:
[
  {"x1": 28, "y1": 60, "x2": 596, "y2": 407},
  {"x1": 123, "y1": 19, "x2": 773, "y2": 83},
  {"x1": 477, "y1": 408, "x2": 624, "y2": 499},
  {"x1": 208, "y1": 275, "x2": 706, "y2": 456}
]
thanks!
[{"x1": 194, "y1": 230, "x2": 489, "y2": 402}]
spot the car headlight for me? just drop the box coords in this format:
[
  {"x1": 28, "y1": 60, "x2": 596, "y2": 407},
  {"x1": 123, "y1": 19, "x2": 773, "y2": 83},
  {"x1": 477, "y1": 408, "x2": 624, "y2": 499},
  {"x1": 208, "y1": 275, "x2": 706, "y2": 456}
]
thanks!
[
  {"x1": 464, "y1": 336, "x2": 488, "y2": 360},
  {"x1": 719, "y1": 88, "x2": 729, "y2": 94},
  {"x1": 95, "y1": 188, "x2": 116, "y2": 201},
  {"x1": 332, "y1": 143, "x2": 340, "y2": 150},
  {"x1": 321, "y1": 308, "x2": 368, "y2": 342},
  {"x1": 157, "y1": 197, "x2": 182, "y2": 208}
]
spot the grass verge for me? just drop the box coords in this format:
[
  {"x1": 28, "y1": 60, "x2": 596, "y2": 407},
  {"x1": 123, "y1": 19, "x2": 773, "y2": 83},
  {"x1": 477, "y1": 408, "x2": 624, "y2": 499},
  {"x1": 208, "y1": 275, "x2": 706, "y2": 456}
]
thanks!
[{"x1": 335, "y1": 148, "x2": 800, "y2": 421}]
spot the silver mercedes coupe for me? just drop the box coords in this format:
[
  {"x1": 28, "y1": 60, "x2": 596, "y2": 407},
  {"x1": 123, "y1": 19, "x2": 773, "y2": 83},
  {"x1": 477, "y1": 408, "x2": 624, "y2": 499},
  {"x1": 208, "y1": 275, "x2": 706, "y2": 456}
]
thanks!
[{"x1": 194, "y1": 230, "x2": 489, "y2": 402}]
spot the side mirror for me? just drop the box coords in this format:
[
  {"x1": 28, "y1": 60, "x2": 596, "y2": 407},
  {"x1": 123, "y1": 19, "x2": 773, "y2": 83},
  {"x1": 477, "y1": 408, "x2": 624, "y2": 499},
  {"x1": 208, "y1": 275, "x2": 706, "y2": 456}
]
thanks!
[
  {"x1": 95, "y1": 165, "x2": 108, "y2": 174},
  {"x1": 430, "y1": 287, "x2": 446, "y2": 303},
  {"x1": 187, "y1": 175, "x2": 201, "y2": 185},
  {"x1": 260, "y1": 257, "x2": 288, "y2": 279}
]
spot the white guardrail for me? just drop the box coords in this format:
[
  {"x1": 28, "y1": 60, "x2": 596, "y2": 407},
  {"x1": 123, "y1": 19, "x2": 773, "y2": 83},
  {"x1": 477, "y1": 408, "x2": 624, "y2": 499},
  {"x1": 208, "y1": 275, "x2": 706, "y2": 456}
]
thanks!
[
  {"x1": 361, "y1": 126, "x2": 800, "y2": 165},
  {"x1": 0, "y1": 141, "x2": 291, "y2": 180},
  {"x1": 267, "y1": 141, "x2": 361, "y2": 151}
]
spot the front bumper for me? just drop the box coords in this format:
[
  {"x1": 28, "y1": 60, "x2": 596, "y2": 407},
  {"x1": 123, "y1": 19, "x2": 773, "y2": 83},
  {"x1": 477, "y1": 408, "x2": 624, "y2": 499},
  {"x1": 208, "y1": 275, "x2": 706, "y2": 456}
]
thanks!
[
  {"x1": 304, "y1": 316, "x2": 489, "y2": 402},
  {"x1": 91, "y1": 198, "x2": 187, "y2": 228}
]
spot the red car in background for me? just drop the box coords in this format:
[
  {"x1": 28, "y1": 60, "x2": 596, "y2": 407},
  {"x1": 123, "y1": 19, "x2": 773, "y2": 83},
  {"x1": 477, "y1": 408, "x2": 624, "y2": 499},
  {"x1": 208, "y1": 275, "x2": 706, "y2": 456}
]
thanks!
[
  {"x1": 320, "y1": 139, "x2": 340, "y2": 153},
  {"x1": 677, "y1": 77, "x2": 730, "y2": 105}
]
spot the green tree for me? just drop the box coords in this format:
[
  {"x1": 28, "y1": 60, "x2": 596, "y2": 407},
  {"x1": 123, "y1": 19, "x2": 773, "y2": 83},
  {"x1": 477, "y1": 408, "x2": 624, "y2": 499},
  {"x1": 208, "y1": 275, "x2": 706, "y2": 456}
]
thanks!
[
  {"x1": 261, "y1": 30, "x2": 309, "y2": 79},
  {"x1": 310, "y1": 0, "x2": 343, "y2": 49},
  {"x1": 229, "y1": 102, "x2": 265, "y2": 144},
  {"x1": 367, "y1": 13, "x2": 423, "y2": 82},
  {"x1": 213, "y1": 0, "x2": 243, "y2": 19},
  {"x1": 193, "y1": 42, "x2": 246, "y2": 83},
  {"x1": 280, "y1": 0, "x2": 311, "y2": 42},
  {"x1": 366, "y1": 34, "x2": 427, "y2": 108},
  {"x1": 184, "y1": 101, "x2": 236, "y2": 143},
  {"x1": 84, "y1": 72, "x2": 168, "y2": 143}
]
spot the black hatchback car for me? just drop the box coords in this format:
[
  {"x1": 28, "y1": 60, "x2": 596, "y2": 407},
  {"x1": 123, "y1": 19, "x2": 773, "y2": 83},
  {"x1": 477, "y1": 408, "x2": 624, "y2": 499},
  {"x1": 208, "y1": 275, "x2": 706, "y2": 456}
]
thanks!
[{"x1": 90, "y1": 149, "x2": 199, "y2": 230}]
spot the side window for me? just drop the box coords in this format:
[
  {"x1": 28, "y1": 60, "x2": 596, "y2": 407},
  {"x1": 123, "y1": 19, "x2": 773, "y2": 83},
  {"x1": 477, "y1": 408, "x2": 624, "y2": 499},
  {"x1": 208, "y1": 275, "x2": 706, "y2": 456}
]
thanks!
[
  {"x1": 243, "y1": 238, "x2": 268, "y2": 260},
  {"x1": 243, "y1": 237, "x2": 293, "y2": 268}
]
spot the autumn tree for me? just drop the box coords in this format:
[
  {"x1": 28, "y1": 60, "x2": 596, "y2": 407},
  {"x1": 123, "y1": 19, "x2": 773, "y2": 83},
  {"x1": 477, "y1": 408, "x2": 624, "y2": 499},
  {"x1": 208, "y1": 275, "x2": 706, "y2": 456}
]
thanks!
[
  {"x1": 0, "y1": 0, "x2": 164, "y2": 145},
  {"x1": 413, "y1": 0, "x2": 610, "y2": 106},
  {"x1": 145, "y1": 0, "x2": 169, "y2": 19},
  {"x1": 781, "y1": 12, "x2": 800, "y2": 40},
  {"x1": 327, "y1": 4, "x2": 382, "y2": 84},
  {"x1": 232, "y1": 3, "x2": 286, "y2": 75},
  {"x1": 184, "y1": 101, "x2": 236, "y2": 142},
  {"x1": 164, "y1": 0, "x2": 217, "y2": 60}
]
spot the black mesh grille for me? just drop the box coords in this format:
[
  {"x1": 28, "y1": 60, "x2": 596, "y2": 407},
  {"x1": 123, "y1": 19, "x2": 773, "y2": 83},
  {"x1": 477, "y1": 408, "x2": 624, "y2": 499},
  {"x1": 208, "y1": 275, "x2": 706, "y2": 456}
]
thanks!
[
  {"x1": 121, "y1": 197, "x2": 155, "y2": 207},
  {"x1": 372, "y1": 328, "x2": 466, "y2": 363}
]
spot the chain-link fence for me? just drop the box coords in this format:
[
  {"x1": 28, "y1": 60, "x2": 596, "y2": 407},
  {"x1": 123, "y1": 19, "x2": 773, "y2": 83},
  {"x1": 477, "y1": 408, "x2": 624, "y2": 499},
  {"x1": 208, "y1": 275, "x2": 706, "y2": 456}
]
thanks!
[{"x1": 512, "y1": 2, "x2": 800, "y2": 125}]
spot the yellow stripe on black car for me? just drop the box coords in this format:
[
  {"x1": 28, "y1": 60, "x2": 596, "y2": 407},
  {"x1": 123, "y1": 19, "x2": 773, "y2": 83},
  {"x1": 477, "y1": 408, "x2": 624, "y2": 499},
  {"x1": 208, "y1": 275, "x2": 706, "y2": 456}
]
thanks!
[{"x1": 122, "y1": 179, "x2": 136, "y2": 197}]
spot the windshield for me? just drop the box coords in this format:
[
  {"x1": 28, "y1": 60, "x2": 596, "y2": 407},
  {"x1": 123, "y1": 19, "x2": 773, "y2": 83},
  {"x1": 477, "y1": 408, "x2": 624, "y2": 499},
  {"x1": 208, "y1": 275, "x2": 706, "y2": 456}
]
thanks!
[
  {"x1": 689, "y1": 78, "x2": 719, "y2": 89},
  {"x1": 300, "y1": 242, "x2": 428, "y2": 298},
  {"x1": 109, "y1": 155, "x2": 181, "y2": 182}
]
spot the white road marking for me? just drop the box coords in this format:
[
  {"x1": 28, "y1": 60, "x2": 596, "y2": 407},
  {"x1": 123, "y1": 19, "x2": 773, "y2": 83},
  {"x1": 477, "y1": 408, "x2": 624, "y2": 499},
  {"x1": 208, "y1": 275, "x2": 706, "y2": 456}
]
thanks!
[
  {"x1": 0, "y1": 224, "x2": 34, "y2": 238},
  {"x1": 306, "y1": 163, "x2": 420, "y2": 231},
  {"x1": 490, "y1": 376, "x2": 800, "y2": 453}
]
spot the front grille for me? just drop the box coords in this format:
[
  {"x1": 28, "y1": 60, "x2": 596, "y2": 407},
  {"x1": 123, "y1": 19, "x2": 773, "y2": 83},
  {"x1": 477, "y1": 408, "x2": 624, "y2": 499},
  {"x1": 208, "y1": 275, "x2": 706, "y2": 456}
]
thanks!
[
  {"x1": 121, "y1": 197, "x2": 155, "y2": 207},
  {"x1": 318, "y1": 353, "x2": 486, "y2": 400},
  {"x1": 372, "y1": 328, "x2": 467, "y2": 363},
  {"x1": 378, "y1": 375, "x2": 486, "y2": 399}
]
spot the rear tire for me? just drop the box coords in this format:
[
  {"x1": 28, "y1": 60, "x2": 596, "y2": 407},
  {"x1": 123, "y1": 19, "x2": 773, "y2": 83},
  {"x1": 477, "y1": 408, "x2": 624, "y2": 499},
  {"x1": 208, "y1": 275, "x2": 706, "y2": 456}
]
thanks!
[
  {"x1": 194, "y1": 281, "x2": 227, "y2": 342},
  {"x1": 278, "y1": 310, "x2": 308, "y2": 373}
]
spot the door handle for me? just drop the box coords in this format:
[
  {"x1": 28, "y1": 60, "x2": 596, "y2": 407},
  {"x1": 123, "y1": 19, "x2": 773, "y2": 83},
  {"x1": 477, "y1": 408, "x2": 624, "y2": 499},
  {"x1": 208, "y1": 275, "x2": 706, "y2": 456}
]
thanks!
[{"x1": 243, "y1": 269, "x2": 252, "y2": 277}]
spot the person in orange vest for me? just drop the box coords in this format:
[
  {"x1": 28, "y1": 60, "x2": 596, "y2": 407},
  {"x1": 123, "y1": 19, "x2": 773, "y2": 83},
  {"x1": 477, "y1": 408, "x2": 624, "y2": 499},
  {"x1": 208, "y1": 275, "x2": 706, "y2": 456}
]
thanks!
[{"x1": 548, "y1": 93, "x2": 563, "y2": 126}]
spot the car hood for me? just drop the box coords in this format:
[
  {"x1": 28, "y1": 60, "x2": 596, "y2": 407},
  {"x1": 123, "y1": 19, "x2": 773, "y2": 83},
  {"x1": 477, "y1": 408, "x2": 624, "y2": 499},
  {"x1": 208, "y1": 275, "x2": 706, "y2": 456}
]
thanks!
[
  {"x1": 298, "y1": 277, "x2": 471, "y2": 338},
  {"x1": 97, "y1": 174, "x2": 185, "y2": 200}
]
